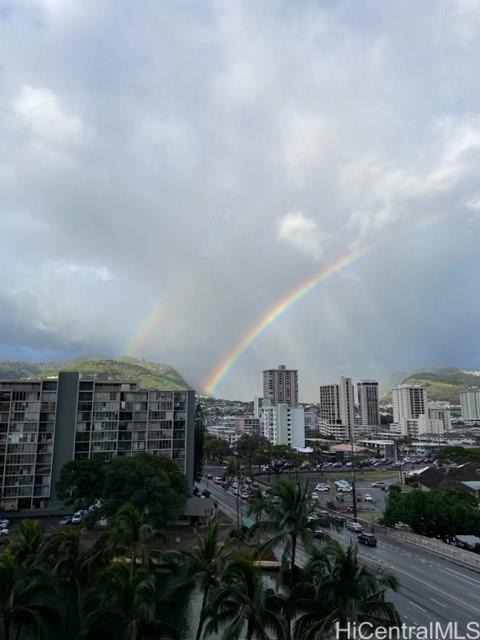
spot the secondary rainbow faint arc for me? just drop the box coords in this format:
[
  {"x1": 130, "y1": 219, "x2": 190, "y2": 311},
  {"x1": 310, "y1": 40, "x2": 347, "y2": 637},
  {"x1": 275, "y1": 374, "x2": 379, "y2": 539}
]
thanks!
[{"x1": 203, "y1": 210, "x2": 450, "y2": 396}]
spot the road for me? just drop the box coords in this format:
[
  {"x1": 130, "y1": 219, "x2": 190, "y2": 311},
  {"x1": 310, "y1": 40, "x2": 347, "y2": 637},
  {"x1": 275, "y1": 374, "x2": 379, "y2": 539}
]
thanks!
[{"x1": 205, "y1": 481, "x2": 480, "y2": 632}]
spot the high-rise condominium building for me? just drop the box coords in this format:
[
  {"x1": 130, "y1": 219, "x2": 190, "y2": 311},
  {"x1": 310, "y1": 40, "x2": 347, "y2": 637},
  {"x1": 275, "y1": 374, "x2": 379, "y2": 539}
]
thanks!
[
  {"x1": 392, "y1": 385, "x2": 427, "y2": 423},
  {"x1": 318, "y1": 377, "x2": 355, "y2": 440},
  {"x1": 319, "y1": 384, "x2": 340, "y2": 425},
  {"x1": 263, "y1": 365, "x2": 298, "y2": 407},
  {"x1": 357, "y1": 380, "x2": 380, "y2": 428},
  {"x1": 460, "y1": 388, "x2": 480, "y2": 424},
  {"x1": 260, "y1": 402, "x2": 305, "y2": 448},
  {"x1": 391, "y1": 384, "x2": 427, "y2": 437},
  {"x1": 0, "y1": 372, "x2": 195, "y2": 512}
]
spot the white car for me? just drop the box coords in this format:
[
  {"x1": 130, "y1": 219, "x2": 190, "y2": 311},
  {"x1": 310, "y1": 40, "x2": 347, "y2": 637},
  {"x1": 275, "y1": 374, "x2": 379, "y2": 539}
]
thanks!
[
  {"x1": 71, "y1": 510, "x2": 85, "y2": 524},
  {"x1": 310, "y1": 492, "x2": 320, "y2": 501},
  {"x1": 346, "y1": 521, "x2": 362, "y2": 533},
  {"x1": 364, "y1": 494, "x2": 374, "y2": 503},
  {"x1": 315, "y1": 485, "x2": 330, "y2": 492},
  {"x1": 338, "y1": 485, "x2": 352, "y2": 493},
  {"x1": 0, "y1": 528, "x2": 9, "y2": 536}
]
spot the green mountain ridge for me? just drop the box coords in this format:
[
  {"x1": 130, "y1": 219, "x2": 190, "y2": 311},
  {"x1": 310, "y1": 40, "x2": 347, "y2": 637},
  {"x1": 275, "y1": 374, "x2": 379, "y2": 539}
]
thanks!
[
  {"x1": 0, "y1": 355, "x2": 191, "y2": 391},
  {"x1": 382, "y1": 366, "x2": 480, "y2": 404}
]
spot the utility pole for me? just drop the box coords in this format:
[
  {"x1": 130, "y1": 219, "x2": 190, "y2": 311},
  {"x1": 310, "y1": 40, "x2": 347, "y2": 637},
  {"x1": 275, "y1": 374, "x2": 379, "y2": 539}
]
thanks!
[
  {"x1": 350, "y1": 424, "x2": 358, "y2": 522},
  {"x1": 234, "y1": 453, "x2": 240, "y2": 537}
]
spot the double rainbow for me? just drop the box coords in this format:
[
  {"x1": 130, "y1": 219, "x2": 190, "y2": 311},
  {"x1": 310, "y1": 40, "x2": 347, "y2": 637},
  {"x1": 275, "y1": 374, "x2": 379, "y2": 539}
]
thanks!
[{"x1": 203, "y1": 211, "x2": 450, "y2": 395}]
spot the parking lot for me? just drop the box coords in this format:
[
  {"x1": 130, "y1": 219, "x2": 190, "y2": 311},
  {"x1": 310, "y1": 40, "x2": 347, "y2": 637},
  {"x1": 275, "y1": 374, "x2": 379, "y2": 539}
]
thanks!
[{"x1": 305, "y1": 475, "x2": 396, "y2": 513}]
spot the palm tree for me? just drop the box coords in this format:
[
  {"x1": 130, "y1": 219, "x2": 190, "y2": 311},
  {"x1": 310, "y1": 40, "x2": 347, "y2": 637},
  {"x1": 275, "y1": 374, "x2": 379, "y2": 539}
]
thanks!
[
  {"x1": 292, "y1": 542, "x2": 400, "y2": 640},
  {"x1": 252, "y1": 479, "x2": 326, "y2": 587},
  {"x1": 0, "y1": 549, "x2": 57, "y2": 640},
  {"x1": 108, "y1": 503, "x2": 162, "y2": 569},
  {"x1": 80, "y1": 561, "x2": 178, "y2": 640},
  {"x1": 40, "y1": 527, "x2": 111, "y2": 640},
  {"x1": 204, "y1": 554, "x2": 286, "y2": 640},
  {"x1": 167, "y1": 518, "x2": 232, "y2": 640},
  {"x1": 9, "y1": 519, "x2": 45, "y2": 567}
]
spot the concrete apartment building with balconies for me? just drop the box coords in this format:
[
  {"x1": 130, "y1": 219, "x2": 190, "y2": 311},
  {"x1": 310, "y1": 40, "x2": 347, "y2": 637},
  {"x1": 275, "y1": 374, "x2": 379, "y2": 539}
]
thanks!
[{"x1": 0, "y1": 371, "x2": 195, "y2": 513}]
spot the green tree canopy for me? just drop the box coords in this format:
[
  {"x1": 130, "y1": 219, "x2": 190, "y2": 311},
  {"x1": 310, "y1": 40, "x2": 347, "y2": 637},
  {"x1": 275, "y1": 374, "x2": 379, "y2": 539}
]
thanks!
[
  {"x1": 102, "y1": 454, "x2": 188, "y2": 527},
  {"x1": 235, "y1": 434, "x2": 270, "y2": 475},
  {"x1": 56, "y1": 457, "x2": 107, "y2": 509},
  {"x1": 383, "y1": 487, "x2": 480, "y2": 541},
  {"x1": 435, "y1": 446, "x2": 480, "y2": 464},
  {"x1": 205, "y1": 435, "x2": 232, "y2": 465},
  {"x1": 57, "y1": 453, "x2": 188, "y2": 526}
]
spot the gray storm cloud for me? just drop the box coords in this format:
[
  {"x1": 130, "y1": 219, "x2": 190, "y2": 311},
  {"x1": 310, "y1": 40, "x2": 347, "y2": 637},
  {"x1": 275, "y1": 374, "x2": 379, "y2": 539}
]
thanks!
[{"x1": 0, "y1": 0, "x2": 480, "y2": 399}]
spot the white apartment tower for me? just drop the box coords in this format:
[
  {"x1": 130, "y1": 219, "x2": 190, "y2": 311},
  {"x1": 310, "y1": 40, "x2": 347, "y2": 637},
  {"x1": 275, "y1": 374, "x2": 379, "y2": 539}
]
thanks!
[
  {"x1": 319, "y1": 377, "x2": 355, "y2": 440},
  {"x1": 460, "y1": 388, "x2": 480, "y2": 424},
  {"x1": 357, "y1": 380, "x2": 380, "y2": 428},
  {"x1": 263, "y1": 365, "x2": 298, "y2": 407},
  {"x1": 392, "y1": 385, "x2": 427, "y2": 437},
  {"x1": 260, "y1": 402, "x2": 305, "y2": 448}
]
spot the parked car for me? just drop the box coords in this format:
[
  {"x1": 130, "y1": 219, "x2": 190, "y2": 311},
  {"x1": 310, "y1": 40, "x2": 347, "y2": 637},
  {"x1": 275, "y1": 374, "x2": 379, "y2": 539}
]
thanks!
[
  {"x1": 364, "y1": 494, "x2": 374, "y2": 503},
  {"x1": 310, "y1": 492, "x2": 320, "y2": 501},
  {"x1": 71, "y1": 514, "x2": 83, "y2": 525},
  {"x1": 59, "y1": 516, "x2": 73, "y2": 525},
  {"x1": 358, "y1": 533, "x2": 377, "y2": 547},
  {"x1": 371, "y1": 481, "x2": 386, "y2": 488},
  {"x1": 0, "y1": 527, "x2": 9, "y2": 536},
  {"x1": 338, "y1": 485, "x2": 352, "y2": 493},
  {"x1": 346, "y1": 521, "x2": 363, "y2": 533}
]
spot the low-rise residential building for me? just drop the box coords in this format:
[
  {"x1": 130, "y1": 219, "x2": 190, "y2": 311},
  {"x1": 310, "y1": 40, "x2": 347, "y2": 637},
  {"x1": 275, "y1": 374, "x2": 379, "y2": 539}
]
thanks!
[
  {"x1": 206, "y1": 424, "x2": 240, "y2": 447},
  {"x1": 415, "y1": 461, "x2": 480, "y2": 500}
]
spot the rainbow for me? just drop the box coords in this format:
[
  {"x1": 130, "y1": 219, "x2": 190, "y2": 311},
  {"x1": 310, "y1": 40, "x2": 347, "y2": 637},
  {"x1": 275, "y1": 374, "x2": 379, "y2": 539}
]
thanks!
[{"x1": 203, "y1": 211, "x2": 450, "y2": 395}]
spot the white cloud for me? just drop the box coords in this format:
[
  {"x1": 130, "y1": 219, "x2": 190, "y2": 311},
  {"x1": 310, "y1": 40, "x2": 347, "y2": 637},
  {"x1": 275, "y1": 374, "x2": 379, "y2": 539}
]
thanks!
[
  {"x1": 277, "y1": 211, "x2": 327, "y2": 260},
  {"x1": 11, "y1": 85, "x2": 82, "y2": 144}
]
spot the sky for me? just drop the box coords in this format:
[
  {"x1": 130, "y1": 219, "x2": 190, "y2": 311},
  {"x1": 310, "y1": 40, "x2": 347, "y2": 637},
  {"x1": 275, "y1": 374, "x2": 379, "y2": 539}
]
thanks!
[{"x1": 1, "y1": 0, "x2": 480, "y2": 401}]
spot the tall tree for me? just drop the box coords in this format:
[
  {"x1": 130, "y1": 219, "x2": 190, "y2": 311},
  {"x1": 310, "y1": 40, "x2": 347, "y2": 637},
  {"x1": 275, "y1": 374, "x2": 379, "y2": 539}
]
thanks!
[
  {"x1": 167, "y1": 518, "x2": 232, "y2": 640},
  {"x1": 292, "y1": 543, "x2": 400, "y2": 640},
  {"x1": 252, "y1": 479, "x2": 326, "y2": 588},
  {"x1": 205, "y1": 555, "x2": 286, "y2": 640},
  {"x1": 204, "y1": 436, "x2": 231, "y2": 465},
  {"x1": 8, "y1": 519, "x2": 45, "y2": 567},
  {"x1": 236, "y1": 435, "x2": 269, "y2": 477},
  {"x1": 40, "y1": 527, "x2": 110, "y2": 640},
  {"x1": 80, "y1": 561, "x2": 178, "y2": 640},
  {"x1": 56, "y1": 457, "x2": 107, "y2": 509},
  {"x1": 108, "y1": 503, "x2": 163, "y2": 569},
  {"x1": 194, "y1": 404, "x2": 207, "y2": 482},
  {"x1": 0, "y1": 549, "x2": 57, "y2": 640},
  {"x1": 102, "y1": 453, "x2": 188, "y2": 527}
]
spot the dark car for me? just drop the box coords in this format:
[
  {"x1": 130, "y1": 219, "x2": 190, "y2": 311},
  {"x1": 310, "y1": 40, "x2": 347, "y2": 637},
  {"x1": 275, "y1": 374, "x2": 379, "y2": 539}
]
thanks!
[{"x1": 358, "y1": 533, "x2": 377, "y2": 547}]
